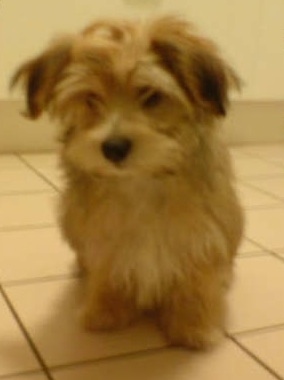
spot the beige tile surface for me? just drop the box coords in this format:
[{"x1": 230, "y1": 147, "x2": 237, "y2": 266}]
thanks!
[
  {"x1": 5, "y1": 279, "x2": 166, "y2": 367},
  {"x1": 229, "y1": 256, "x2": 284, "y2": 333},
  {"x1": 246, "y1": 206, "x2": 284, "y2": 249},
  {"x1": 0, "y1": 155, "x2": 25, "y2": 169},
  {"x1": 21, "y1": 153, "x2": 58, "y2": 169},
  {"x1": 274, "y1": 248, "x2": 284, "y2": 259},
  {"x1": 0, "y1": 168, "x2": 52, "y2": 194},
  {"x1": 21, "y1": 153, "x2": 62, "y2": 189},
  {"x1": 237, "y1": 183, "x2": 282, "y2": 208},
  {"x1": 39, "y1": 167, "x2": 63, "y2": 189},
  {"x1": 236, "y1": 144, "x2": 284, "y2": 164},
  {"x1": 0, "y1": 295, "x2": 39, "y2": 376},
  {"x1": 52, "y1": 340, "x2": 276, "y2": 380},
  {"x1": 0, "y1": 193, "x2": 56, "y2": 230},
  {"x1": 238, "y1": 238, "x2": 263, "y2": 256},
  {"x1": 233, "y1": 156, "x2": 284, "y2": 178},
  {"x1": 245, "y1": 177, "x2": 284, "y2": 201},
  {"x1": 238, "y1": 328, "x2": 284, "y2": 379},
  {"x1": 0, "y1": 227, "x2": 74, "y2": 283}
]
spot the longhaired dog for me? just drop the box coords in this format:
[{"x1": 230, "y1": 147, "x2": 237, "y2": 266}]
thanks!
[{"x1": 12, "y1": 16, "x2": 243, "y2": 349}]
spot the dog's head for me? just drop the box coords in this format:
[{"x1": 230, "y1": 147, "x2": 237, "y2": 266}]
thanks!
[{"x1": 12, "y1": 17, "x2": 240, "y2": 177}]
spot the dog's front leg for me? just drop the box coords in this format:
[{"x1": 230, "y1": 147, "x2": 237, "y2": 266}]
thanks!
[
  {"x1": 158, "y1": 268, "x2": 227, "y2": 349},
  {"x1": 81, "y1": 272, "x2": 138, "y2": 331}
]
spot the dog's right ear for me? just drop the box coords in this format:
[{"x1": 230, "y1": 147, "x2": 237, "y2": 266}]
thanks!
[{"x1": 10, "y1": 39, "x2": 72, "y2": 119}]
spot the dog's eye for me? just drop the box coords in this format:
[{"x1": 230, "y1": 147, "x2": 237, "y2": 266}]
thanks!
[
  {"x1": 85, "y1": 92, "x2": 103, "y2": 109},
  {"x1": 139, "y1": 88, "x2": 164, "y2": 109}
]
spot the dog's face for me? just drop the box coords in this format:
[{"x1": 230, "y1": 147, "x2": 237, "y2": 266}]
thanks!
[{"x1": 12, "y1": 17, "x2": 239, "y2": 177}]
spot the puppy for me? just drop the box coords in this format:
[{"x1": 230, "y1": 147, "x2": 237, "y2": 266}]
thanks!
[{"x1": 12, "y1": 16, "x2": 244, "y2": 349}]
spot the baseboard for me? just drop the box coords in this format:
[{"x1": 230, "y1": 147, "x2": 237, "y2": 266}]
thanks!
[{"x1": 1, "y1": 99, "x2": 284, "y2": 153}]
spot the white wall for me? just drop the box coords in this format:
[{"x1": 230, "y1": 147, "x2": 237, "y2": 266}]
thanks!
[{"x1": 1, "y1": 0, "x2": 284, "y2": 101}]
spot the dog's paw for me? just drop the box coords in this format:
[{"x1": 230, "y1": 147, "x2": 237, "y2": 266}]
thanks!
[
  {"x1": 81, "y1": 306, "x2": 135, "y2": 331},
  {"x1": 165, "y1": 325, "x2": 224, "y2": 350},
  {"x1": 183, "y1": 328, "x2": 223, "y2": 350},
  {"x1": 82, "y1": 308, "x2": 118, "y2": 331}
]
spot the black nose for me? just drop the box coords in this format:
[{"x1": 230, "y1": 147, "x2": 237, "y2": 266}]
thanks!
[{"x1": 102, "y1": 137, "x2": 132, "y2": 163}]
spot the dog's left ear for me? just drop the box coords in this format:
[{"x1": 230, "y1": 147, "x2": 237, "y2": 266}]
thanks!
[
  {"x1": 151, "y1": 17, "x2": 241, "y2": 116},
  {"x1": 10, "y1": 39, "x2": 72, "y2": 119}
]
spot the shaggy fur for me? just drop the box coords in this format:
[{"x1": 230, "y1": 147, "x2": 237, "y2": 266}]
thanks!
[{"x1": 12, "y1": 16, "x2": 244, "y2": 349}]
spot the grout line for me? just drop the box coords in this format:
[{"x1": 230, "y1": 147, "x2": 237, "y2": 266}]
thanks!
[
  {"x1": 237, "y1": 174, "x2": 284, "y2": 181},
  {"x1": 0, "y1": 369, "x2": 46, "y2": 380},
  {"x1": 0, "y1": 285, "x2": 54, "y2": 380},
  {"x1": 3, "y1": 273, "x2": 80, "y2": 288},
  {"x1": 0, "y1": 225, "x2": 57, "y2": 234},
  {"x1": 241, "y1": 237, "x2": 274, "y2": 253},
  {"x1": 237, "y1": 251, "x2": 268, "y2": 259},
  {"x1": 229, "y1": 335, "x2": 283, "y2": 380},
  {"x1": 273, "y1": 251, "x2": 284, "y2": 261},
  {"x1": 240, "y1": 186, "x2": 284, "y2": 208},
  {"x1": 232, "y1": 322, "x2": 284, "y2": 338},
  {"x1": 0, "y1": 190, "x2": 56, "y2": 197},
  {"x1": 17, "y1": 154, "x2": 60, "y2": 193},
  {"x1": 240, "y1": 180, "x2": 284, "y2": 204},
  {"x1": 242, "y1": 204, "x2": 284, "y2": 212},
  {"x1": 231, "y1": 146, "x2": 284, "y2": 160},
  {"x1": 266, "y1": 251, "x2": 284, "y2": 265},
  {"x1": 238, "y1": 248, "x2": 284, "y2": 265},
  {"x1": 240, "y1": 238, "x2": 284, "y2": 264},
  {"x1": 50, "y1": 345, "x2": 169, "y2": 374},
  {"x1": 233, "y1": 149, "x2": 284, "y2": 169},
  {"x1": 0, "y1": 223, "x2": 55, "y2": 233},
  {"x1": 243, "y1": 204, "x2": 284, "y2": 211}
]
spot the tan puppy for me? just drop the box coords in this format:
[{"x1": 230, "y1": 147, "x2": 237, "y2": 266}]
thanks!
[{"x1": 12, "y1": 16, "x2": 243, "y2": 349}]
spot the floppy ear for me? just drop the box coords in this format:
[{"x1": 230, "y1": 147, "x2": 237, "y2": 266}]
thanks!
[
  {"x1": 151, "y1": 17, "x2": 241, "y2": 116},
  {"x1": 10, "y1": 40, "x2": 71, "y2": 119}
]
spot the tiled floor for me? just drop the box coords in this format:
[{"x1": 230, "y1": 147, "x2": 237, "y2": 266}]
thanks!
[{"x1": 1, "y1": 145, "x2": 284, "y2": 379}]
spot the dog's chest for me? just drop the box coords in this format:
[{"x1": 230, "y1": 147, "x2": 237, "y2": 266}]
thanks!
[{"x1": 85, "y1": 179, "x2": 193, "y2": 307}]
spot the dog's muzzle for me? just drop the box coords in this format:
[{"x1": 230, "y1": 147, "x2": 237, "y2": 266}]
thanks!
[{"x1": 102, "y1": 137, "x2": 132, "y2": 163}]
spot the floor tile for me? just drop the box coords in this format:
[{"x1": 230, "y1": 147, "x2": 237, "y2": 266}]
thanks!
[
  {"x1": 21, "y1": 153, "x2": 62, "y2": 188},
  {"x1": 2, "y1": 372, "x2": 48, "y2": 380},
  {"x1": 0, "y1": 155, "x2": 25, "y2": 169},
  {"x1": 238, "y1": 328, "x2": 284, "y2": 379},
  {"x1": 5, "y1": 279, "x2": 166, "y2": 367},
  {"x1": 245, "y1": 177, "x2": 284, "y2": 201},
  {"x1": 233, "y1": 157, "x2": 284, "y2": 178},
  {"x1": 229, "y1": 148, "x2": 251, "y2": 160},
  {"x1": 0, "y1": 294, "x2": 40, "y2": 376},
  {"x1": 0, "y1": 227, "x2": 74, "y2": 283},
  {"x1": 245, "y1": 206, "x2": 284, "y2": 250},
  {"x1": 21, "y1": 153, "x2": 58, "y2": 169},
  {"x1": 52, "y1": 340, "x2": 275, "y2": 380},
  {"x1": 0, "y1": 193, "x2": 56, "y2": 230},
  {"x1": 238, "y1": 238, "x2": 263, "y2": 256},
  {"x1": 236, "y1": 183, "x2": 282, "y2": 208},
  {"x1": 229, "y1": 256, "x2": 284, "y2": 334},
  {"x1": 236, "y1": 144, "x2": 284, "y2": 164},
  {"x1": 0, "y1": 168, "x2": 52, "y2": 195},
  {"x1": 38, "y1": 168, "x2": 62, "y2": 189},
  {"x1": 274, "y1": 249, "x2": 284, "y2": 259}
]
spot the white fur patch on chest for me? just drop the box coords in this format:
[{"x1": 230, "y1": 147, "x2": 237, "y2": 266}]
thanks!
[{"x1": 110, "y1": 223, "x2": 184, "y2": 308}]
